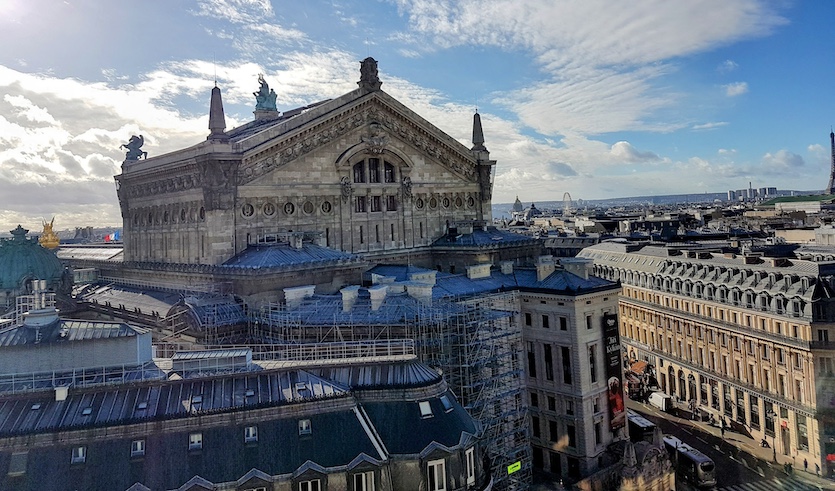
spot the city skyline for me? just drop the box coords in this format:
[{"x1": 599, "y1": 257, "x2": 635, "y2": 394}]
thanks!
[{"x1": 1, "y1": 0, "x2": 834, "y2": 230}]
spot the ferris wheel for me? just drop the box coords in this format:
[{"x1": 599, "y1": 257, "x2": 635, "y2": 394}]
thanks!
[{"x1": 563, "y1": 192, "x2": 572, "y2": 214}]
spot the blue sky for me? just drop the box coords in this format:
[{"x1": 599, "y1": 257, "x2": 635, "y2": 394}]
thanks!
[{"x1": 0, "y1": 0, "x2": 833, "y2": 230}]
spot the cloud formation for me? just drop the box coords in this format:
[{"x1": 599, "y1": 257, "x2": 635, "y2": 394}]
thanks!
[{"x1": 723, "y1": 82, "x2": 749, "y2": 97}]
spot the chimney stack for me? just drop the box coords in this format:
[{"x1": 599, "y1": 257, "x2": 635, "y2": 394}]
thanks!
[{"x1": 536, "y1": 256, "x2": 556, "y2": 282}]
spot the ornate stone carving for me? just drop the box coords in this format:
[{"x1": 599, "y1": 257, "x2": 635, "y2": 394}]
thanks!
[
  {"x1": 238, "y1": 100, "x2": 478, "y2": 185},
  {"x1": 401, "y1": 176, "x2": 412, "y2": 200},
  {"x1": 361, "y1": 123, "x2": 388, "y2": 155},
  {"x1": 340, "y1": 176, "x2": 352, "y2": 202},
  {"x1": 200, "y1": 159, "x2": 238, "y2": 211}
]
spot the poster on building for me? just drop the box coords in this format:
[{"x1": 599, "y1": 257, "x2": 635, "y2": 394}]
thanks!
[{"x1": 603, "y1": 313, "x2": 625, "y2": 430}]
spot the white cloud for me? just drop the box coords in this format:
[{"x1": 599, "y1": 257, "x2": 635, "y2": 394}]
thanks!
[
  {"x1": 723, "y1": 81, "x2": 748, "y2": 97},
  {"x1": 761, "y1": 149, "x2": 804, "y2": 171},
  {"x1": 610, "y1": 141, "x2": 662, "y2": 163},
  {"x1": 692, "y1": 121, "x2": 728, "y2": 131},
  {"x1": 194, "y1": 0, "x2": 274, "y2": 24},
  {"x1": 718, "y1": 59, "x2": 738, "y2": 72},
  {"x1": 718, "y1": 148, "x2": 736, "y2": 155}
]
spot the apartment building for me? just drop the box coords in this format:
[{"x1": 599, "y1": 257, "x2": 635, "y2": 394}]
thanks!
[{"x1": 579, "y1": 240, "x2": 835, "y2": 475}]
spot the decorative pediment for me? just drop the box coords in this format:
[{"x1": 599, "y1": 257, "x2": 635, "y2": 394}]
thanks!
[{"x1": 237, "y1": 97, "x2": 478, "y2": 185}]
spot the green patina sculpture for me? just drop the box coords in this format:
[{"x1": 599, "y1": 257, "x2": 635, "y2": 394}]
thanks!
[{"x1": 253, "y1": 74, "x2": 278, "y2": 111}]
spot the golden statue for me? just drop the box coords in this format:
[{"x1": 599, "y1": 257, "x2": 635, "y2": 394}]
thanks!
[{"x1": 39, "y1": 217, "x2": 60, "y2": 249}]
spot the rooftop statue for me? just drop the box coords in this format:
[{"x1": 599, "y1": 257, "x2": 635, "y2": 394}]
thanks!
[
  {"x1": 254, "y1": 74, "x2": 278, "y2": 111},
  {"x1": 38, "y1": 217, "x2": 60, "y2": 250},
  {"x1": 121, "y1": 135, "x2": 147, "y2": 161}
]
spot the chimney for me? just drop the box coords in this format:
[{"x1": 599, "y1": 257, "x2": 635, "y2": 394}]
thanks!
[
  {"x1": 290, "y1": 234, "x2": 304, "y2": 249},
  {"x1": 467, "y1": 263, "x2": 492, "y2": 280},
  {"x1": 341, "y1": 285, "x2": 360, "y2": 312},
  {"x1": 536, "y1": 255, "x2": 556, "y2": 282},
  {"x1": 500, "y1": 261, "x2": 514, "y2": 275},
  {"x1": 561, "y1": 257, "x2": 593, "y2": 280},
  {"x1": 283, "y1": 285, "x2": 315, "y2": 309},
  {"x1": 408, "y1": 270, "x2": 437, "y2": 286},
  {"x1": 55, "y1": 386, "x2": 68, "y2": 402},
  {"x1": 368, "y1": 285, "x2": 387, "y2": 311},
  {"x1": 406, "y1": 283, "x2": 433, "y2": 304}
]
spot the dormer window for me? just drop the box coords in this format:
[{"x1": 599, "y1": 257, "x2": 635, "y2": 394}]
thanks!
[
  {"x1": 419, "y1": 400, "x2": 433, "y2": 418},
  {"x1": 299, "y1": 419, "x2": 312, "y2": 435},
  {"x1": 440, "y1": 395, "x2": 453, "y2": 413}
]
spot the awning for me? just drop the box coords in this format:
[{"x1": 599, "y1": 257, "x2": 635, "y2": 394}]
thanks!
[{"x1": 630, "y1": 360, "x2": 649, "y2": 374}]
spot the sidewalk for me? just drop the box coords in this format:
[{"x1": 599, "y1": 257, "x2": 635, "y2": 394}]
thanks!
[{"x1": 627, "y1": 399, "x2": 835, "y2": 490}]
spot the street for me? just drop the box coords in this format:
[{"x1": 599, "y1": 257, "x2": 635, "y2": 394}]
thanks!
[{"x1": 627, "y1": 399, "x2": 830, "y2": 491}]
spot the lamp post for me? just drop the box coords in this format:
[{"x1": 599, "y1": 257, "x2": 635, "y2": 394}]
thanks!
[{"x1": 767, "y1": 410, "x2": 778, "y2": 463}]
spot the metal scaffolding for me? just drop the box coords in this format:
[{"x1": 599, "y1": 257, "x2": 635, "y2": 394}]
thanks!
[{"x1": 251, "y1": 288, "x2": 531, "y2": 491}]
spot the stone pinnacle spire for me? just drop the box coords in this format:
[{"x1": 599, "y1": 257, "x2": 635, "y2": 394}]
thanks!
[
  {"x1": 828, "y1": 129, "x2": 835, "y2": 194},
  {"x1": 471, "y1": 112, "x2": 486, "y2": 151},
  {"x1": 208, "y1": 85, "x2": 228, "y2": 142}
]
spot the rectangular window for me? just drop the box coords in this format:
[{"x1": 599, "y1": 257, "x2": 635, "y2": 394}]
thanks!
[
  {"x1": 354, "y1": 471, "x2": 375, "y2": 491},
  {"x1": 530, "y1": 392, "x2": 539, "y2": 407},
  {"x1": 562, "y1": 347, "x2": 572, "y2": 384},
  {"x1": 566, "y1": 400, "x2": 574, "y2": 415},
  {"x1": 299, "y1": 479, "x2": 321, "y2": 491},
  {"x1": 567, "y1": 425, "x2": 576, "y2": 448},
  {"x1": 542, "y1": 315, "x2": 550, "y2": 328},
  {"x1": 544, "y1": 344, "x2": 554, "y2": 381},
  {"x1": 548, "y1": 396, "x2": 556, "y2": 411},
  {"x1": 355, "y1": 196, "x2": 367, "y2": 213},
  {"x1": 588, "y1": 344, "x2": 598, "y2": 383},
  {"x1": 299, "y1": 419, "x2": 312, "y2": 435},
  {"x1": 386, "y1": 195, "x2": 397, "y2": 211},
  {"x1": 353, "y1": 162, "x2": 365, "y2": 183},
  {"x1": 368, "y1": 158, "x2": 380, "y2": 183},
  {"x1": 71, "y1": 446, "x2": 86, "y2": 464},
  {"x1": 189, "y1": 432, "x2": 202, "y2": 450},
  {"x1": 525, "y1": 313, "x2": 532, "y2": 326},
  {"x1": 560, "y1": 316, "x2": 567, "y2": 330},
  {"x1": 465, "y1": 447, "x2": 475, "y2": 486},
  {"x1": 384, "y1": 162, "x2": 395, "y2": 183},
  {"x1": 594, "y1": 422, "x2": 602, "y2": 445},
  {"x1": 131, "y1": 439, "x2": 145, "y2": 457},
  {"x1": 532, "y1": 416, "x2": 541, "y2": 438},
  {"x1": 245, "y1": 425, "x2": 258, "y2": 443},
  {"x1": 549, "y1": 420, "x2": 558, "y2": 442},
  {"x1": 528, "y1": 342, "x2": 537, "y2": 378},
  {"x1": 586, "y1": 315, "x2": 593, "y2": 330},
  {"x1": 370, "y1": 195, "x2": 382, "y2": 212},
  {"x1": 419, "y1": 400, "x2": 433, "y2": 418},
  {"x1": 427, "y1": 459, "x2": 446, "y2": 491}
]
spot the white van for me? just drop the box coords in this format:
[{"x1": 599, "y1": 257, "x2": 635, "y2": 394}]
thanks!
[{"x1": 648, "y1": 392, "x2": 673, "y2": 412}]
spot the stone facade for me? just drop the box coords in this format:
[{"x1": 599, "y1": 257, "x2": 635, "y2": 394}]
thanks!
[{"x1": 115, "y1": 59, "x2": 496, "y2": 269}]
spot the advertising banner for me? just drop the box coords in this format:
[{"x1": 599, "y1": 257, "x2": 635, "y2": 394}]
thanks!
[{"x1": 603, "y1": 313, "x2": 625, "y2": 430}]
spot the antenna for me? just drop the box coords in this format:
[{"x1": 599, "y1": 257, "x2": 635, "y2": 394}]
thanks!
[
  {"x1": 365, "y1": 36, "x2": 370, "y2": 57},
  {"x1": 213, "y1": 52, "x2": 217, "y2": 86}
]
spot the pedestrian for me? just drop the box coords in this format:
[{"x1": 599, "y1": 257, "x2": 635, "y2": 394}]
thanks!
[{"x1": 804, "y1": 458, "x2": 808, "y2": 472}]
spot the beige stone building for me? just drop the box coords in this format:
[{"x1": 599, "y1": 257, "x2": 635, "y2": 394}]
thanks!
[
  {"x1": 579, "y1": 240, "x2": 835, "y2": 476},
  {"x1": 115, "y1": 58, "x2": 495, "y2": 270}
]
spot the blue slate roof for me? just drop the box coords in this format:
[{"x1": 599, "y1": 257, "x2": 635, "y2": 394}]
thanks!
[
  {"x1": 429, "y1": 268, "x2": 617, "y2": 299},
  {"x1": 432, "y1": 227, "x2": 538, "y2": 248},
  {"x1": 366, "y1": 264, "x2": 436, "y2": 282},
  {"x1": 362, "y1": 390, "x2": 477, "y2": 454},
  {"x1": 222, "y1": 243, "x2": 361, "y2": 269}
]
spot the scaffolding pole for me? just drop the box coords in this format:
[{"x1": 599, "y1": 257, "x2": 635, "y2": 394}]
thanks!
[{"x1": 251, "y1": 290, "x2": 530, "y2": 491}]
